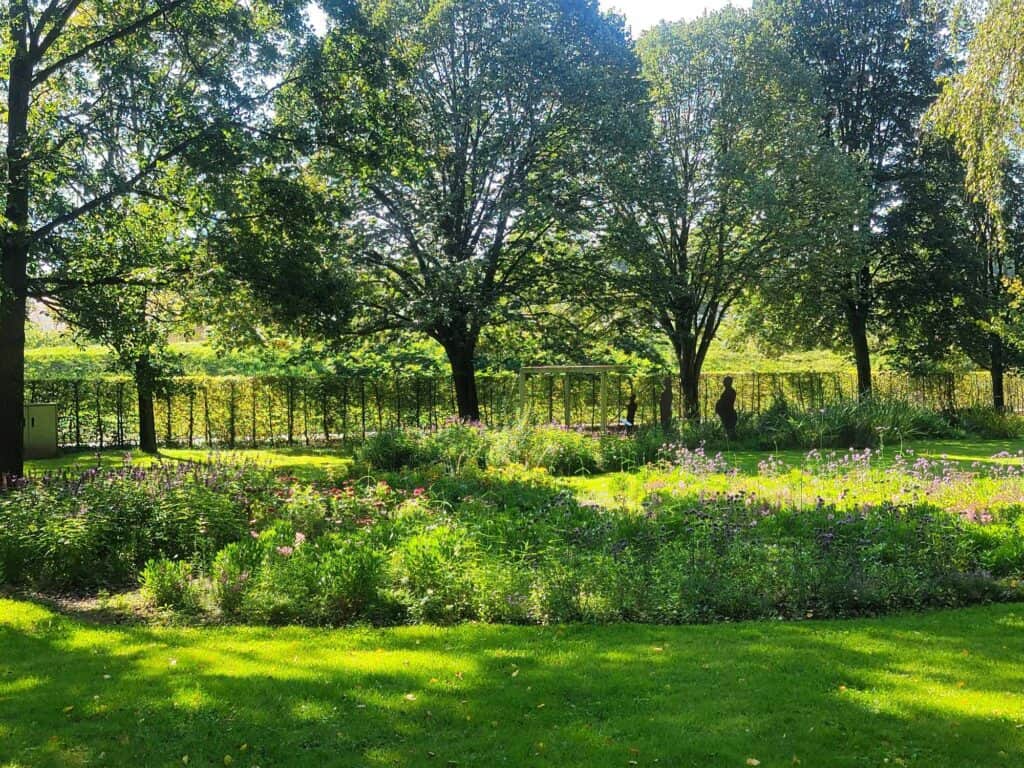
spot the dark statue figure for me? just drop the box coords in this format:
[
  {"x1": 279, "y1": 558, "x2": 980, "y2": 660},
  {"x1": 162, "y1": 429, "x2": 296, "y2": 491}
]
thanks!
[
  {"x1": 659, "y1": 377, "x2": 673, "y2": 431},
  {"x1": 715, "y1": 376, "x2": 738, "y2": 439}
]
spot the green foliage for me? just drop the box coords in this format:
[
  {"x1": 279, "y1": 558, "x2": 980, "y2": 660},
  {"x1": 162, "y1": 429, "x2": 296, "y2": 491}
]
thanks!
[
  {"x1": 488, "y1": 426, "x2": 600, "y2": 476},
  {"x1": 929, "y1": 0, "x2": 1024, "y2": 219},
  {"x1": 0, "y1": 461, "x2": 264, "y2": 590},
  {"x1": 358, "y1": 429, "x2": 430, "y2": 471},
  {"x1": 240, "y1": 525, "x2": 388, "y2": 626},
  {"x1": 7, "y1": 448, "x2": 1024, "y2": 627},
  {"x1": 140, "y1": 559, "x2": 199, "y2": 612},
  {"x1": 223, "y1": 0, "x2": 646, "y2": 421},
  {"x1": 752, "y1": 0, "x2": 943, "y2": 389},
  {"x1": 389, "y1": 525, "x2": 479, "y2": 625},
  {"x1": 211, "y1": 541, "x2": 262, "y2": 617},
  {"x1": 600, "y1": 6, "x2": 858, "y2": 415},
  {"x1": 953, "y1": 407, "x2": 1024, "y2": 440},
  {"x1": 746, "y1": 398, "x2": 956, "y2": 450}
]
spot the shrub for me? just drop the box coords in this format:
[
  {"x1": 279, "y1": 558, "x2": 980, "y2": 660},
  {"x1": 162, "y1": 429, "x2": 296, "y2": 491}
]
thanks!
[
  {"x1": 358, "y1": 429, "x2": 429, "y2": 470},
  {"x1": 211, "y1": 540, "x2": 262, "y2": 617},
  {"x1": 471, "y1": 558, "x2": 533, "y2": 624},
  {"x1": 314, "y1": 536, "x2": 388, "y2": 624},
  {"x1": 955, "y1": 407, "x2": 1024, "y2": 439},
  {"x1": 488, "y1": 426, "x2": 599, "y2": 476},
  {"x1": 598, "y1": 427, "x2": 666, "y2": 472},
  {"x1": 743, "y1": 397, "x2": 957, "y2": 451},
  {"x1": 389, "y1": 525, "x2": 479, "y2": 624},
  {"x1": 424, "y1": 423, "x2": 489, "y2": 472},
  {"x1": 0, "y1": 461, "x2": 266, "y2": 590},
  {"x1": 140, "y1": 559, "x2": 199, "y2": 611},
  {"x1": 7, "y1": 441, "x2": 1024, "y2": 628}
]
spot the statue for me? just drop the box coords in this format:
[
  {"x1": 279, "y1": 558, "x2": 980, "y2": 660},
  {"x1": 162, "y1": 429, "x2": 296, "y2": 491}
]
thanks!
[{"x1": 714, "y1": 376, "x2": 738, "y2": 439}]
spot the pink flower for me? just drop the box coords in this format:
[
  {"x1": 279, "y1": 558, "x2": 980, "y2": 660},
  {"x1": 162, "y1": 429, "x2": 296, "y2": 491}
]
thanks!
[
  {"x1": 276, "y1": 545, "x2": 294, "y2": 557},
  {"x1": 294, "y1": 531, "x2": 306, "y2": 545},
  {"x1": 413, "y1": 487, "x2": 426, "y2": 497},
  {"x1": 250, "y1": 530, "x2": 259, "y2": 539}
]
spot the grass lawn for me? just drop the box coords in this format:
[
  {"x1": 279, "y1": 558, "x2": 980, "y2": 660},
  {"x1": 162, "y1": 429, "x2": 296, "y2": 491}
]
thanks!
[
  {"x1": 26, "y1": 447, "x2": 354, "y2": 482},
  {"x1": 1, "y1": 598, "x2": 1022, "y2": 767}
]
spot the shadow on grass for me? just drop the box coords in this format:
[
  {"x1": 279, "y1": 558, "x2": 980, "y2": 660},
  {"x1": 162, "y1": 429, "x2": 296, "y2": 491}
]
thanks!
[{"x1": 1, "y1": 599, "x2": 1022, "y2": 768}]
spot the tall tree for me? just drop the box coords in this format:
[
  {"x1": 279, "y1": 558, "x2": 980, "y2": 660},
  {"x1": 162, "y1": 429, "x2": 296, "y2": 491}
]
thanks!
[
  {"x1": 0, "y1": 0, "x2": 302, "y2": 475},
  {"x1": 759, "y1": 0, "x2": 944, "y2": 396},
  {"x1": 885, "y1": 139, "x2": 1024, "y2": 410},
  {"x1": 930, "y1": 0, "x2": 1023, "y2": 219},
  {"x1": 597, "y1": 9, "x2": 863, "y2": 418},
  {"x1": 229, "y1": 0, "x2": 645, "y2": 422}
]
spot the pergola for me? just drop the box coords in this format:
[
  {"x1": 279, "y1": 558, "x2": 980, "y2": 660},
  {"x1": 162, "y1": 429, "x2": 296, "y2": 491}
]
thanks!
[{"x1": 517, "y1": 365, "x2": 631, "y2": 430}]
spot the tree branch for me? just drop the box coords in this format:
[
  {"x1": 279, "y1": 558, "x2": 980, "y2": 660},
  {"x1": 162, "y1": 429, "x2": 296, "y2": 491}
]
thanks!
[{"x1": 33, "y1": 0, "x2": 191, "y2": 87}]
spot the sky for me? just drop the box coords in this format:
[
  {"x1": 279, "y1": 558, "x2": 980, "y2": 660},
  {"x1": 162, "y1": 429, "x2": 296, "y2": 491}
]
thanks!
[{"x1": 600, "y1": 0, "x2": 752, "y2": 35}]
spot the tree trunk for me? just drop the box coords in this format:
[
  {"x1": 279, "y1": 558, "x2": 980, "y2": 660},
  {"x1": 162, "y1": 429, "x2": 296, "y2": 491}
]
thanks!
[
  {"x1": 441, "y1": 337, "x2": 481, "y2": 422},
  {"x1": 135, "y1": 359, "x2": 158, "y2": 454},
  {"x1": 990, "y1": 334, "x2": 1005, "y2": 412},
  {"x1": 0, "y1": 12, "x2": 32, "y2": 477},
  {"x1": 846, "y1": 305, "x2": 872, "y2": 398},
  {"x1": 0, "y1": 299, "x2": 26, "y2": 476},
  {"x1": 678, "y1": 340, "x2": 701, "y2": 421}
]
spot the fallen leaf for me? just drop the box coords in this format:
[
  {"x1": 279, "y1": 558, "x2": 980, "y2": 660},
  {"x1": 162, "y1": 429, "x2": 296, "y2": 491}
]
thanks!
[
  {"x1": 746, "y1": 760, "x2": 761, "y2": 766},
  {"x1": 404, "y1": 693, "x2": 417, "y2": 702}
]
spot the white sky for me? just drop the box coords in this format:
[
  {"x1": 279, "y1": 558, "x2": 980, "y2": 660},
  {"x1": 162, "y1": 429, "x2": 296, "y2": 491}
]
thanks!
[{"x1": 601, "y1": 0, "x2": 752, "y2": 35}]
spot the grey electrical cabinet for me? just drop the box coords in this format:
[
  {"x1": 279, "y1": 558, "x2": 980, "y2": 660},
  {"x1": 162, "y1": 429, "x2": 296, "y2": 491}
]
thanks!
[{"x1": 24, "y1": 403, "x2": 59, "y2": 460}]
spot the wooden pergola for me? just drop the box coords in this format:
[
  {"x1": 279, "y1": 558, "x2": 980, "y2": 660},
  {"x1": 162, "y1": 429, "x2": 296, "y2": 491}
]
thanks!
[{"x1": 517, "y1": 365, "x2": 630, "y2": 430}]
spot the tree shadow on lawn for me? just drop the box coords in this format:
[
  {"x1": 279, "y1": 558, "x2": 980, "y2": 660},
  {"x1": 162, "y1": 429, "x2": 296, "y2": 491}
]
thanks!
[{"x1": 1, "y1": 600, "x2": 1022, "y2": 768}]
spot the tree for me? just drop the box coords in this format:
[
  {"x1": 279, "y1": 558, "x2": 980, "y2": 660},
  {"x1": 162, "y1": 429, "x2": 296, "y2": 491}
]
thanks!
[
  {"x1": 885, "y1": 139, "x2": 1024, "y2": 410},
  {"x1": 929, "y1": 0, "x2": 1024, "y2": 219},
  {"x1": 43, "y1": 199, "x2": 192, "y2": 452},
  {"x1": 758, "y1": 0, "x2": 944, "y2": 396},
  {"x1": 0, "y1": 0, "x2": 302, "y2": 475},
  {"x1": 597, "y1": 9, "x2": 863, "y2": 418},
  {"x1": 230, "y1": 0, "x2": 645, "y2": 421}
]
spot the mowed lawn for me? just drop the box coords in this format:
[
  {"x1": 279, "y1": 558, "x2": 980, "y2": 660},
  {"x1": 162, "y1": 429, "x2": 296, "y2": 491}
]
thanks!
[{"x1": 1, "y1": 599, "x2": 1023, "y2": 767}]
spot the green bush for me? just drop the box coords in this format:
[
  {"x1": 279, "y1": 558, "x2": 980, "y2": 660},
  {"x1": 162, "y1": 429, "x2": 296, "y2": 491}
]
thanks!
[
  {"x1": 0, "y1": 462, "x2": 264, "y2": 590},
  {"x1": 742, "y1": 397, "x2": 958, "y2": 450},
  {"x1": 6, "y1": 442, "x2": 1024, "y2": 627},
  {"x1": 314, "y1": 536, "x2": 389, "y2": 624},
  {"x1": 598, "y1": 428, "x2": 666, "y2": 472},
  {"x1": 954, "y1": 407, "x2": 1024, "y2": 439},
  {"x1": 211, "y1": 540, "x2": 262, "y2": 617},
  {"x1": 140, "y1": 559, "x2": 199, "y2": 611},
  {"x1": 359, "y1": 429, "x2": 429, "y2": 470},
  {"x1": 424, "y1": 423, "x2": 489, "y2": 472},
  {"x1": 389, "y1": 525, "x2": 479, "y2": 624},
  {"x1": 489, "y1": 425, "x2": 599, "y2": 476}
]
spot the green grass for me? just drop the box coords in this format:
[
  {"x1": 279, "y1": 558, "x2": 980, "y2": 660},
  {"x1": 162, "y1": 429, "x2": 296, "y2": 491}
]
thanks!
[
  {"x1": 715, "y1": 438, "x2": 1024, "y2": 474},
  {"x1": 28, "y1": 447, "x2": 353, "y2": 482},
  {"x1": 565, "y1": 439, "x2": 1024, "y2": 515},
  {"x1": 1, "y1": 597, "x2": 1022, "y2": 767}
]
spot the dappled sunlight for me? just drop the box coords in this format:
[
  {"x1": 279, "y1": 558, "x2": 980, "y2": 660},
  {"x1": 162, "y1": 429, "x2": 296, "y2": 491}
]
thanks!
[{"x1": 2, "y1": 598, "x2": 1024, "y2": 766}]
